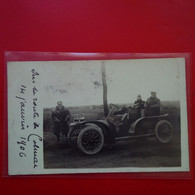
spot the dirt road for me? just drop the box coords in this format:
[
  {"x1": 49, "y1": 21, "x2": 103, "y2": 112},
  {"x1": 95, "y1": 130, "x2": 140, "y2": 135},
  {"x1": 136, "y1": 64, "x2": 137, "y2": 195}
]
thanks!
[{"x1": 44, "y1": 132, "x2": 181, "y2": 169}]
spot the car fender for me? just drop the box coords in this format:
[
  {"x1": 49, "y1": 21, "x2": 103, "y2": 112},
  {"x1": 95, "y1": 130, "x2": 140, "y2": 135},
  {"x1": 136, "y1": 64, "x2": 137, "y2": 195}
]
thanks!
[
  {"x1": 129, "y1": 114, "x2": 169, "y2": 134},
  {"x1": 71, "y1": 120, "x2": 114, "y2": 142}
]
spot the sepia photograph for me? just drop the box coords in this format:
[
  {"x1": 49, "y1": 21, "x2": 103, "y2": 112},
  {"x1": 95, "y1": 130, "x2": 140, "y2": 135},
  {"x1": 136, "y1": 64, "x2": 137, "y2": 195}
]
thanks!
[
  {"x1": 42, "y1": 58, "x2": 187, "y2": 171},
  {"x1": 7, "y1": 57, "x2": 189, "y2": 175}
]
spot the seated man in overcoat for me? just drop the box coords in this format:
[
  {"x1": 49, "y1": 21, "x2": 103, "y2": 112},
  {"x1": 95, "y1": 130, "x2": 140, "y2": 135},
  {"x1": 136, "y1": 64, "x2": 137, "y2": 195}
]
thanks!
[{"x1": 145, "y1": 92, "x2": 161, "y2": 116}]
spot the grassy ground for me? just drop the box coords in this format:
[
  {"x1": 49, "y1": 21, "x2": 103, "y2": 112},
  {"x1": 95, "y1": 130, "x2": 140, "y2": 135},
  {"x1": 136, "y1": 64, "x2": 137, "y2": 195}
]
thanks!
[{"x1": 44, "y1": 132, "x2": 181, "y2": 168}]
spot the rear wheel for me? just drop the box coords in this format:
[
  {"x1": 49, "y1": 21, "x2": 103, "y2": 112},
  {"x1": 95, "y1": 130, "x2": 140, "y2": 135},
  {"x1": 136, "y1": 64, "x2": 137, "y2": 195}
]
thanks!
[
  {"x1": 155, "y1": 120, "x2": 174, "y2": 143},
  {"x1": 77, "y1": 125, "x2": 104, "y2": 155}
]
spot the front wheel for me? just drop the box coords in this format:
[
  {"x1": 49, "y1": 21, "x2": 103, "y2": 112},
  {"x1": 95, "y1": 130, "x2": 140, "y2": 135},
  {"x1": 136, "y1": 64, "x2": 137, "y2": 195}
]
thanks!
[
  {"x1": 67, "y1": 127, "x2": 82, "y2": 147},
  {"x1": 155, "y1": 120, "x2": 174, "y2": 143},
  {"x1": 77, "y1": 125, "x2": 104, "y2": 155}
]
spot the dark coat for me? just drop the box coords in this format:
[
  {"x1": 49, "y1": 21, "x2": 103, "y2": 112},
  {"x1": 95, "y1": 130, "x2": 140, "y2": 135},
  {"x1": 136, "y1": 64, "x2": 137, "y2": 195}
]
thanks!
[
  {"x1": 134, "y1": 99, "x2": 145, "y2": 109},
  {"x1": 52, "y1": 106, "x2": 71, "y2": 136},
  {"x1": 145, "y1": 97, "x2": 161, "y2": 116}
]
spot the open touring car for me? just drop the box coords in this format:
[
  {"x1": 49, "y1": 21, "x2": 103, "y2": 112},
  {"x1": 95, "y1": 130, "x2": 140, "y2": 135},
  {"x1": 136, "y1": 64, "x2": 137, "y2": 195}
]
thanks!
[{"x1": 67, "y1": 104, "x2": 174, "y2": 155}]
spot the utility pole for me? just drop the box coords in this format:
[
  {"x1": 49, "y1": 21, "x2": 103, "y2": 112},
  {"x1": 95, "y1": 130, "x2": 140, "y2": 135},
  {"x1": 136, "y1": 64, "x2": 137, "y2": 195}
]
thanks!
[{"x1": 101, "y1": 61, "x2": 109, "y2": 117}]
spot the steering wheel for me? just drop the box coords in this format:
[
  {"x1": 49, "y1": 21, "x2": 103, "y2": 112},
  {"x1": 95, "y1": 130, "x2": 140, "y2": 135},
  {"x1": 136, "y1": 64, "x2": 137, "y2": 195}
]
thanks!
[{"x1": 109, "y1": 103, "x2": 119, "y2": 110}]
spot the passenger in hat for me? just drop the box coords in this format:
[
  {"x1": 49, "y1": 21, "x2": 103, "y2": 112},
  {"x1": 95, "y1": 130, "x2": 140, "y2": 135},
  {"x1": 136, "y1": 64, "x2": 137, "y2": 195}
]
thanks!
[{"x1": 133, "y1": 95, "x2": 145, "y2": 117}]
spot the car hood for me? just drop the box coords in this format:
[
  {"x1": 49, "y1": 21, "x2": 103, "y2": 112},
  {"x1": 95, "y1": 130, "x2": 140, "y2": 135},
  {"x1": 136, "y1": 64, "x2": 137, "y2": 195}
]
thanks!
[{"x1": 70, "y1": 119, "x2": 109, "y2": 127}]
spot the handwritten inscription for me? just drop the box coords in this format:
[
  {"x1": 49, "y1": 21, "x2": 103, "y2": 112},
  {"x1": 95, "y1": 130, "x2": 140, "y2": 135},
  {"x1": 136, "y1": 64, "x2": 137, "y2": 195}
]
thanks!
[
  {"x1": 33, "y1": 86, "x2": 38, "y2": 96},
  {"x1": 27, "y1": 134, "x2": 43, "y2": 168},
  {"x1": 17, "y1": 137, "x2": 27, "y2": 157},
  {"x1": 16, "y1": 69, "x2": 42, "y2": 169},
  {"x1": 33, "y1": 98, "x2": 39, "y2": 119},
  {"x1": 32, "y1": 70, "x2": 40, "y2": 133},
  {"x1": 31, "y1": 69, "x2": 39, "y2": 83},
  {"x1": 16, "y1": 85, "x2": 27, "y2": 130}
]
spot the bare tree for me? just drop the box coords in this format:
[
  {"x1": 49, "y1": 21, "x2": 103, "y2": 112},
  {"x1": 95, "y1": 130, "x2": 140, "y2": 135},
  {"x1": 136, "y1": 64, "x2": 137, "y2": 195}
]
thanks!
[{"x1": 101, "y1": 61, "x2": 109, "y2": 117}]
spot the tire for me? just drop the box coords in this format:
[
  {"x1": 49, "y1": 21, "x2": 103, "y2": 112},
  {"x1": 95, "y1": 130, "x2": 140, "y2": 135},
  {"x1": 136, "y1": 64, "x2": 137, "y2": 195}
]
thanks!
[
  {"x1": 67, "y1": 127, "x2": 82, "y2": 147},
  {"x1": 77, "y1": 125, "x2": 104, "y2": 155},
  {"x1": 155, "y1": 120, "x2": 174, "y2": 143}
]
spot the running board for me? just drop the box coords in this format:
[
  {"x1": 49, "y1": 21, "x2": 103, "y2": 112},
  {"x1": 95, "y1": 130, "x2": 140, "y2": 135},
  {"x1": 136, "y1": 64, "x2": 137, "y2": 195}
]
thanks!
[{"x1": 115, "y1": 134, "x2": 154, "y2": 141}]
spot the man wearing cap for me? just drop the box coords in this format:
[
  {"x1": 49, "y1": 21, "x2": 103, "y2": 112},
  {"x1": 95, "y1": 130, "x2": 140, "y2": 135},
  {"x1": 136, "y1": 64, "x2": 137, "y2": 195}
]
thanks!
[
  {"x1": 145, "y1": 92, "x2": 161, "y2": 116},
  {"x1": 51, "y1": 101, "x2": 71, "y2": 142},
  {"x1": 133, "y1": 95, "x2": 145, "y2": 117}
]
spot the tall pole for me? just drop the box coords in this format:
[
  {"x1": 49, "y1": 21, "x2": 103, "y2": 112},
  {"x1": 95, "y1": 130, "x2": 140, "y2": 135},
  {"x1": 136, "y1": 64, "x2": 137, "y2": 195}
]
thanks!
[{"x1": 101, "y1": 61, "x2": 109, "y2": 117}]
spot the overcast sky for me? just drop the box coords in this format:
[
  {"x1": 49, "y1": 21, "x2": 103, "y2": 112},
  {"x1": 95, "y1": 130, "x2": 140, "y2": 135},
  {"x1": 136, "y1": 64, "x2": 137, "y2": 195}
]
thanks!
[{"x1": 32, "y1": 58, "x2": 185, "y2": 107}]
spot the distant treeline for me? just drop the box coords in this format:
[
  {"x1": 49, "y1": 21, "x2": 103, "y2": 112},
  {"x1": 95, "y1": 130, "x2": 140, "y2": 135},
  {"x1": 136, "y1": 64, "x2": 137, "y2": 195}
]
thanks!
[{"x1": 45, "y1": 100, "x2": 180, "y2": 111}]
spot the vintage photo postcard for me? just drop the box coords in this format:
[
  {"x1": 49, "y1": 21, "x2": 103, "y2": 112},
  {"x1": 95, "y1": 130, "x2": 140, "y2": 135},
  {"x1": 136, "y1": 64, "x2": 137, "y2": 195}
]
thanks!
[{"x1": 7, "y1": 57, "x2": 189, "y2": 175}]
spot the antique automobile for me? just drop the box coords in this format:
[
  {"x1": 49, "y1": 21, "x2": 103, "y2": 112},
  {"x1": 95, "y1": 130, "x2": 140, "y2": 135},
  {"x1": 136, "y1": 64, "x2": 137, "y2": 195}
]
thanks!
[{"x1": 67, "y1": 104, "x2": 174, "y2": 155}]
